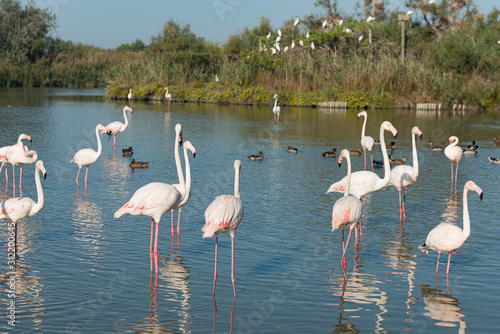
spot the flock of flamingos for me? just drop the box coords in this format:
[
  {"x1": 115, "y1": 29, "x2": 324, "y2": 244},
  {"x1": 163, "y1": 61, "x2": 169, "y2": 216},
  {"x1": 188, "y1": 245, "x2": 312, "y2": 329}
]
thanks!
[{"x1": 0, "y1": 95, "x2": 489, "y2": 297}]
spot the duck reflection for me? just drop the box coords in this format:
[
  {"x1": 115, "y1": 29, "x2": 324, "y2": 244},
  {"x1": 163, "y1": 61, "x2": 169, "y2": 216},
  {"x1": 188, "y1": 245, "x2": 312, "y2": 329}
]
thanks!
[
  {"x1": 420, "y1": 284, "x2": 466, "y2": 332},
  {"x1": 381, "y1": 228, "x2": 417, "y2": 326},
  {"x1": 71, "y1": 196, "x2": 105, "y2": 268}
]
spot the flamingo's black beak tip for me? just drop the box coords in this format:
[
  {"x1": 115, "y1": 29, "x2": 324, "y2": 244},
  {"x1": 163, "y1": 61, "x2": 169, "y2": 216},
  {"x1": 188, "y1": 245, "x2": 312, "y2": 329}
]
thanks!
[
  {"x1": 43, "y1": 173, "x2": 47, "y2": 180},
  {"x1": 193, "y1": 152, "x2": 196, "y2": 158},
  {"x1": 338, "y1": 163, "x2": 341, "y2": 168},
  {"x1": 394, "y1": 134, "x2": 398, "y2": 139},
  {"x1": 419, "y1": 134, "x2": 422, "y2": 140},
  {"x1": 479, "y1": 192, "x2": 483, "y2": 201}
]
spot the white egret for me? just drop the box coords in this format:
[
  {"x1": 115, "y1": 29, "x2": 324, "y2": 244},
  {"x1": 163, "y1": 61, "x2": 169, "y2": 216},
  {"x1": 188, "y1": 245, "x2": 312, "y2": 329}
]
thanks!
[
  {"x1": 367, "y1": 16, "x2": 375, "y2": 22},
  {"x1": 359, "y1": 35, "x2": 363, "y2": 42},
  {"x1": 291, "y1": 40, "x2": 295, "y2": 49},
  {"x1": 311, "y1": 42, "x2": 315, "y2": 50},
  {"x1": 299, "y1": 40, "x2": 304, "y2": 47},
  {"x1": 406, "y1": 10, "x2": 414, "y2": 15},
  {"x1": 294, "y1": 17, "x2": 299, "y2": 26}
]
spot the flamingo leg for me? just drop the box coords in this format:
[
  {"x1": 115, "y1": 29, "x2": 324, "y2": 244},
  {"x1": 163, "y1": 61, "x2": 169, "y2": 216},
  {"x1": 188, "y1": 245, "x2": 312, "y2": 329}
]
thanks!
[
  {"x1": 231, "y1": 236, "x2": 236, "y2": 298},
  {"x1": 446, "y1": 253, "x2": 452, "y2": 276},
  {"x1": 153, "y1": 220, "x2": 159, "y2": 273},
  {"x1": 3, "y1": 163, "x2": 7, "y2": 184},
  {"x1": 76, "y1": 167, "x2": 81, "y2": 185},
  {"x1": 435, "y1": 252, "x2": 441, "y2": 275},
  {"x1": 398, "y1": 189, "x2": 402, "y2": 223},
  {"x1": 12, "y1": 165, "x2": 15, "y2": 194},
  {"x1": 19, "y1": 164, "x2": 22, "y2": 194},
  {"x1": 150, "y1": 219, "x2": 154, "y2": 271},
  {"x1": 370, "y1": 151, "x2": 374, "y2": 172},
  {"x1": 177, "y1": 209, "x2": 182, "y2": 236},
  {"x1": 455, "y1": 162, "x2": 459, "y2": 185},
  {"x1": 341, "y1": 228, "x2": 353, "y2": 268},
  {"x1": 84, "y1": 166, "x2": 89, "y2": 186},
  {"x1": 363, "y1": 149, "x2": 367, "y2": 170},
  {"x1": 213, "y1": 235, "x2": 218, "y2": 295},
  {"x1": 450, "y1": 162, "x2": 454, "y2": 185},
  {"x1": 359, "y1": 221, "x2": 363, "y2": 238},
  {"x1": 402, "y1": 188, "x2": 407, "y2": 223},
  {"x1": 171, "y1": 210, "x2": 174, "y2": 236}
]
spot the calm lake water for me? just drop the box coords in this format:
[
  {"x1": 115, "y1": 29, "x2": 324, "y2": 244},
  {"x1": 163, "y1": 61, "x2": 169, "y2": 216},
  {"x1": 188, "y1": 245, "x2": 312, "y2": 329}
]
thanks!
[{"x1": 0, "y1": 88, "x2": 499, "y2": 333}]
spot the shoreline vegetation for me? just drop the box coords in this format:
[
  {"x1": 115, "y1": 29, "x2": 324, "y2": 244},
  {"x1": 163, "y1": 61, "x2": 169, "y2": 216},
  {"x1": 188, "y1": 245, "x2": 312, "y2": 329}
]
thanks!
[{"x1": 1, "y1": 0, "x2": 499, "y2": 111}]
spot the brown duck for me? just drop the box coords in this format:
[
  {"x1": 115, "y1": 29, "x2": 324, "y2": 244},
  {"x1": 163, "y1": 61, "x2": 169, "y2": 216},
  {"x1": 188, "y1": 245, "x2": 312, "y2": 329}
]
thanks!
[{"x1": 130, "y1": 158, "x2": 149, "y2": 168}]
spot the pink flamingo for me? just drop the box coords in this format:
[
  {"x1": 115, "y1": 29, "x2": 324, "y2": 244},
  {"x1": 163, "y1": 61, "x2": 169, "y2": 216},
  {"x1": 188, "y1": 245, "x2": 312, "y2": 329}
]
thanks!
[
  {"x1": 358, "y1": 111, "x2": 375, "y2": 171},
  {"x1": 6, "y1": 134, "x2": 37, "y2": 194},
  {"x1": 164, "y1": 87, "x2": 173, "y2": 111},
  {"x1": 202, "y1": 160, "x2": 243, "y2": 298},
  {"x1": 70, "y1": 124, "x2": 106, "y2": 189},
  {"x1": 172, "y1": 141, "x2": 196, "y2": 237},
  {"x1": 114, "y1": 123, "x2": 185, "y2": 273},
  {"x1": 420, "y1": 181, "x2": 483, "y2": 276},
  {"x1": 127, "y1": 88, "x2": 133, "y2": 104},
  {"x1": 444, "y1": 136, "x2": 462, "y2": 187},
  {"x1": 102, "y1": 106, "x2": 133, "y2": 152},
  {"x1": 332, "y1": 149, "x2": 363, "y2": 268},
  {"x1": 327, "y1": 121, "x2": 398, "y2": 199},
  {"x1": 389, "y1": 126, "x2": 422, "y2": 225},
  {"x1": 0, "y1": 160, "x2": 46, "y2": 249}
]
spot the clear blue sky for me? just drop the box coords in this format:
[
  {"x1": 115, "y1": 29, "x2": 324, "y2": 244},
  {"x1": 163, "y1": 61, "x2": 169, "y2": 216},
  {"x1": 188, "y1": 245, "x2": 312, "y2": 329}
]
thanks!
[{"x1": 26, "y1": 0, "x2": 499, "y2": 49}]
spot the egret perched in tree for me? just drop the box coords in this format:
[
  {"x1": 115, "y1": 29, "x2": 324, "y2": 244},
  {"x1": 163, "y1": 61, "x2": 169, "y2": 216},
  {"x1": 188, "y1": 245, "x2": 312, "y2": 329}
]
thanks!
[
  {"x1": 338, "y1": 19, "x2": 344, "y2": 26},
  {"x1": 359, "y1": 35, "x2": 363, "y2": 42},
  {"x1": 322, "y1": 20, "x2": 327, "y2": 28},
  {"x1": 345, "y1": 28, "x2": 352, "y2": 33},
  {"x1": 266, "y1": 32, "x2": 271, "y2": 39},
  {"x1": 271, "y1": 47, "x2": 276, "y2": 55},
  {"x1": 406, "y1": 10, "x2": 414, "y2": 15},
  {"x1": 278, "y1": 29, "x2": 282, "y2": 37},
  {"x1": 367, "y1": 16, "x2": 375, "y2": 22},
  {"x1": 291, "y1": 40, "x2": 295, "y2": 49},
  {"x1": 284, "y1": 46, "x2": 288, "y2": 52},
  {"x1": 306, "y1": 31, "x2": 310, "y2": 39},
  {"x1": 294, "y1": 17, "x2": 299, "y2": 26},
  {"x1": 299, "y1": 40, "x2": 304, "y2": 47},
  {"x1": 311, "y1": 42, "x2": 315, "y2": 50},
  {"x1": 428, "y1": 0, "x2": 435, "y2": 4}
]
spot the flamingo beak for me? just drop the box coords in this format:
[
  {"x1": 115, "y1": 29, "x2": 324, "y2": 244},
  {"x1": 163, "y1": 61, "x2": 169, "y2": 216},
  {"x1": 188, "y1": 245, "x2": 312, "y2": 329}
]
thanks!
[
  {"x1": 179, "y1": 134, "x2": 183, "y2": 146},
  {"x1": 479, "y1": 192, "x2": 483, "y2": 201},
  {"x1": 419, "y1": 134, "x2": 422, "y2": 140},
  {"x1": 43, "y1": 172, "x2": 47, "y2": 180},
  {"x1": 193, "y1": 152, "x2": 196, "y2": 158}
]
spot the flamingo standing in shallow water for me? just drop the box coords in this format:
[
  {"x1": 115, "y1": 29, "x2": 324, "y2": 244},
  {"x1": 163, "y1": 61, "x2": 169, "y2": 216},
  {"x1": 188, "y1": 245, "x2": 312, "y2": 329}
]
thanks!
[
  {"x1": 70, "y1": 124, "x2": 106, "y2": 189},
  {"x1": 327, "y1": 121, "x2": 398, "y2": 199},
  {"x1": 0, "y1": 160, "x2": 46, "y2": 249},
  {"x1": 444, "y1": 136, "x2": 462, "y2": 187},
  {"x1": 272, "y1": 94, "x2": 281, "y2": 123},
  {"x1": 358, "y1": 111, "x2": 375, "y2": 171},
  {"x1": 0, "y1": 145, "x2": 10, "y2": 184},
  {"x1": 389, "y1": 126, "x2": 422, "y2": 225},
  {"x1": 172, "y1": 141, "x2": 196, "y2": 237},
  {"x1": 331, "y1": 149, "x2": 363, "y2": 268},
  {"x1": 202, "y1": 160, "x2": 243, "y2": 298},
  {"x1": 103, "y1": 106, "x2": 133, "y2": 153},
  {"x1": 6, "y1": 134, "x2": 37, "y2": 195},
  {"x1": 164, "y1": 87, "x2": 173, "y2": 111},
  {"x1": 420, "y1": 181, "x2": 483, "y2": 276},
  {"x1": 114, "y1": 123, "x2": 185, "y2": 273}
]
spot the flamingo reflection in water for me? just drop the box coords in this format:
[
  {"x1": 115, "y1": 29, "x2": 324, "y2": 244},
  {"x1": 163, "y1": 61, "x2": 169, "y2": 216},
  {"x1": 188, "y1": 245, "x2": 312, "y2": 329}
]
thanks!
[{"x1": 421, "y1": 284, "x2": 466, "y2": 332}]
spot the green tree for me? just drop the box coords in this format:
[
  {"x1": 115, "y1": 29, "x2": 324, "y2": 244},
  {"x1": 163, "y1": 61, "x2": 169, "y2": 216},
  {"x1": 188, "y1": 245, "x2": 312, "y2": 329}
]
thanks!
[{"x1": 0, "y1": 0, "x2": 56, "y2": 63}]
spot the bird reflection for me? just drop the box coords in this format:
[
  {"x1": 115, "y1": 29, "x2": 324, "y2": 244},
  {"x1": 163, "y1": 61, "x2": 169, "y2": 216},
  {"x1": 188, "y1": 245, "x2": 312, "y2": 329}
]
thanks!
[
  {"x1": 148, "y1": 271, "x2": 159, "y2": 325},
  {"x1": 420, "y1": 284, "x2": 466, "y2": 333},
  {"x1": 213, "y1": 295, "x2": 236, "y2": 334},
  {"x1": 381, "y1": 228, "x2": 417, "y2": 327},
  {"x1": 158, "y1": 242, "x2": 192, "y2": 333},
  {"x1": 441, "y1": 193, "x2": 461, "y2": 225},
  {"x1": 102, "y1": 155, "x2": 130, "y2": 192},
  {"x1": 330, "y1": 247, "x2": 387, "y2": 333},
  {"x1": 71, "y1": 195, "x2": 105, "y2": 268}
]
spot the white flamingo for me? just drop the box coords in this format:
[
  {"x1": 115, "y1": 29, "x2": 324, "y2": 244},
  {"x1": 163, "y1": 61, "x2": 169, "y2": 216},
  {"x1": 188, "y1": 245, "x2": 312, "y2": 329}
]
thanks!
[
  {"x1": 444, "y1": 136, "x2": 462, "y2": 186},
  {"x1": 358, "y1": 111, "x2": 375, "y2": 171},
  {"x1": 389, "y1": 126, "x2": 422, "y2": 225},
  {"x1": 0, "y1": 160, "x2": 46, "y2": 249},
  {"x1": 202, "y1": 160, "x2": 243, "y2": 297},
  {"x1": 102, "y1": 106, "x2": 133, "y2": 152},
  {"x1": 332, "y1": 149, "x2": 363, "y2": 268},
  {"x1": 420, "y1": 181, "x2": 483, "y2": 276},
  {"x1": 172, "y1": 141, "x2": 196, "y2": 236},
  {"x1": 114, "y1": 123, "x2": 185, "y2": 273},
  {"x1": 127, "y1": 88, "x2": 133, "y2": 103},
  {"x1": 164, "y1": 86, "x2": 173, "y2": 111},
  {"x1": 0, "y1": 145, "x2": 8, "y2": 183},
  {"x1": 70, "y1": 124, "x2": 106, "y2": 188},
  {"x1": 327, "y1": 121, "x2": 398, "y2": 199},
  {"x1": 272, "y1": 94, "x2": 281, "y2": 123},
  {"x1": 6, "y1": 134, "x2": 37, "y2": 194}
]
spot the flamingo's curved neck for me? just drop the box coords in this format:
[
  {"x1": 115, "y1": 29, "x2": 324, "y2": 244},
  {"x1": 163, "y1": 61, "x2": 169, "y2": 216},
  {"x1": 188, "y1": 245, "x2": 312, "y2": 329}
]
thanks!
[
  {"x1": 95, "y1": 126, "x2": 103, "y2": 157},
  {"x1": 361, "y1": 114, "x2": 367, "y2": 139},
  {"x1": 122, "y1": 108, "x2": 129, "y2": 130},
  {"x1": 273, "y1": 96, "x2": 278, "y2": 110},
  {"x1": 411, "y1": 131, "x2": 419, "y2": 177},
  {"x1": 30, "y1": 165, "x2": 44, "y2": 216},
  {"x1": 462, "y1": 187, "x2": 471, "y2": 241},
  {"x1": 234, "y1": 165, "x2": 241, "y2": 199},
  {"x1": 380, "y1": 124, "x2": 391, "y2": 183},
  {"x1": 165, "y1": 88, "x2": 169, "y2": 97},
  {"x1": 178, "y1": 145, "x2": 191, "y2": 207},
  {"x1": 174, "y1": 131, "x2": 185, "y2": 196},
  {"x1": 344, "y1": 153, "x2": 352, "y2": 197}
]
